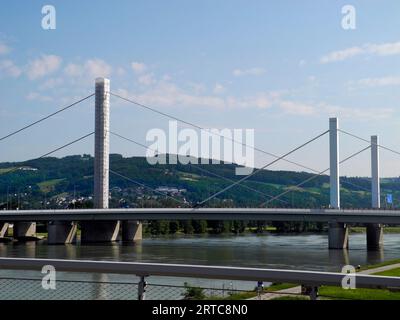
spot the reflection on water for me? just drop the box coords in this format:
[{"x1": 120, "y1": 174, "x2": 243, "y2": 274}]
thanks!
[{"x1": 0, "y1": 233, "x2": 398, "y2": 271}]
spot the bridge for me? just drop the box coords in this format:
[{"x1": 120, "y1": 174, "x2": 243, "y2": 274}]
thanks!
[
  {"x1": 1, "y1": 208, "x2": 400, "y2": 224},
  {"x1": 1, "y1": 77, "x2": 399, "y2": 250}
]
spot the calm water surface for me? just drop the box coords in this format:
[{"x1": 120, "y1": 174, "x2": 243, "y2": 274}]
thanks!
[{"x1": 0, "y1": 233, "x2": 399, "y2": 298}]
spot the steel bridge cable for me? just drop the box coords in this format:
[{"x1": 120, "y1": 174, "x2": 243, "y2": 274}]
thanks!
[
  {"x1": 110, "y1": 93, "x2": 369, "y2": 197},
  {"x1": 109, "y1": 169, "x2": 186, "y2": 205},
  {"x1": 338, "y1": 128, "x2": 400, "y2": 157},
  {"x1": 2, "y1": 132, "x2": 94, "y2": 176},
  {"x1": 194, "y1": 130, "x2": 329, "y2": 207},
  {"x1": 259, "y1": 145, "x2": 372, "y2": 207},
  {"x1": 0, "y1": 94, "x2": 94, "y2": 143},
  {"x1": 109, "y1": 131, "x2": 288, "y2": 205},
  {"x1": 110, "y1": 92, "x2": 325, "y2": 173},
  {"x1": 337, "y1": 128, "x2": 396, "y2": 195}
]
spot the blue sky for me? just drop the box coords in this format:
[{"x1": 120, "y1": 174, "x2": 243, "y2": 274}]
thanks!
[{"x1": 1, "y1": 0, "x2": 400, "y2": 176}]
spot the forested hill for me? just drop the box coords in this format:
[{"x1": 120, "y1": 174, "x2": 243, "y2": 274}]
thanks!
[{"x1": 0, "y1": 154, "x2": 399, "y2": 210}]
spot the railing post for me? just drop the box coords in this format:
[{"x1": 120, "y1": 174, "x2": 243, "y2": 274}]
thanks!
[
  {"x1": 138, "y1": 275, "x2": 147, "y2": 300},
  {"x1": 301, "y1": 285, "x2": 319, "y2": 300}
]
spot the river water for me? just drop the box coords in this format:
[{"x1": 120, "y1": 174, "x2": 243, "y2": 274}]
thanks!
[{"x1": 0, "y1": 233, "x2": 399, "y2": 299}]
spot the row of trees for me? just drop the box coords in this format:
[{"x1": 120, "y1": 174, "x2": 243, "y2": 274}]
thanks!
[{"x1": 144, "y1": 220, "x2": 325, "y2": 235}]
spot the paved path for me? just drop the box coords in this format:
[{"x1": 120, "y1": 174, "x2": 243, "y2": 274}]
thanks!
[
  {"x1": 249, "y1": 262, "x2": 400, "y2": 300},
  {"x1": 359, "y1": 263, "x2": 400, "y2": 275}
]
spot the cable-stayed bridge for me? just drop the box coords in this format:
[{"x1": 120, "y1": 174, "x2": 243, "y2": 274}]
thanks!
[{"x1": 1, "y1": 77, "x2": 400, "y2": 250}]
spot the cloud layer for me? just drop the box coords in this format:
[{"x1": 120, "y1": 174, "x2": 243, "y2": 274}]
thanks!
[{"x1": 320, "y1": 41, "x2": 400, "y2": 63}]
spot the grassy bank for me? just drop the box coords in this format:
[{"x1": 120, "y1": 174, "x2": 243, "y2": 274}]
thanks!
[{"x1": 271, "y1": 259, "x2": 400, "y2": 300}]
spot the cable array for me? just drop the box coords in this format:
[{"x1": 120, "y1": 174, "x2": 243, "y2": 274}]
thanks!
[
  {"x1": 0, "y1": 94, "x2": 94, "y2": 143},
  {"x1": 110, "y1": 130, "x2": 288, "y2": 205}
]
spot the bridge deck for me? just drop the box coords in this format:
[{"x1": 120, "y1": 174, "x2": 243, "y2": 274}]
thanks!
[{"x1": 0, "y1": 208, "x2": 400, "y2": 224}]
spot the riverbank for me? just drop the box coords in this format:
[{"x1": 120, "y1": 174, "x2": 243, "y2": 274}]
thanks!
[{"x1": 265, "y1": 259, "x2": 400, "y2": 300}]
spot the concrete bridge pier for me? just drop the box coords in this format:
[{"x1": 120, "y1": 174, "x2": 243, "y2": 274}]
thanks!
[
  {"x1": 13, "y1": 222, "x2": 36, "y2": 240},
  {"x1": 47, "y1": 221, "x2": 77, "y2": 244},
  {"x1": 366, "y1": 224, "x2": 383, "y2": 250},
  {"x1": 366, "y1": 135, "x2": 384, "y2": 250},
  {"x1": 328, "y1": 222, "x2": 349, "y2": 249},
  {"x1": 327, "y1": 118, "x2": 348, "y2": 249},
  {"x1": 81, "y1": 221, "x2": 120, "y2": 242},
  {"x1": 122, "y1": 221, "x2": 142, "y2": 242},
  {"x1": 0, "y1": 223, "x2": 9, "y2": 238}
]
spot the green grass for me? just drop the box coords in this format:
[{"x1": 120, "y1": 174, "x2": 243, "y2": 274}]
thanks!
[
  {"x1": 316, "y1": 261, "x2": 400, "y2": 300},
  {"x1": 271, "y1": 296, "x2": 309, "y2": 300},
  {"x1": 318, "y1": 286, "x2": 400, "y2": 300},
  {"x1": 375, "y1": 267, "x2": 400, "y2": 277},
  {"x1": 37, "y1": 179, "x2": 65, "y2": 193},
  {"x1": 0, "y1": 167, "x2": 16, "y2": 175},
  {"x1": 210, "y1": 283, "x2": 298, "y2": 300},
  {"x1": 357, "y1": 258, "x2": 400, "y2": 272}
]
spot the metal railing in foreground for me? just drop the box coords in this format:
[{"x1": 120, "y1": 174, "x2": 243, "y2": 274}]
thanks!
[{"x1": 0, "y1": 258, "x2": 399, "y2": 300}]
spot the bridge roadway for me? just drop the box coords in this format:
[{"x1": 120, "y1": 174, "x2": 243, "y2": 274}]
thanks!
[{"x1": 1, "y1": 208, "x2": 400, "y2": 224}]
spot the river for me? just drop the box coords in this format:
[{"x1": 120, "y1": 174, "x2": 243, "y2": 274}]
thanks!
[{"x1": 0, "y1": 233, "x2": 399, "y2": 299}]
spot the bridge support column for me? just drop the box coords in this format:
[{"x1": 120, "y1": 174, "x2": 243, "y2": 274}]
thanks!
[
  {"x1": 367, "y1": 223, "x2": 383, "y2": 250},
  {"x1": 122, "y1": 221, "x2": 142, "y2": 242},
  {"x1": 13, "y1": 222, "x2": 36, "y2": 240},
  {"x1": 47, "y1": 221, "x2": 77, "y2": 244},
  {"x1": 367, "y1": 135, "x2": 383, "y2": 250},
  {"x1": 0, "y1": 223, "x2": 9, "y2": 238},
  {"x1": 328, "y1": 118, "x2": 347, "y2": 249},
  {"x1": 81, "y1": 78, "x2": 121, "y2": 243},
  {"x1": 328, "y1": 222, "x2": 349, "y2": 249},
  {"x1": 81, "y1": 221, "x2": 120, "y2": 243}
]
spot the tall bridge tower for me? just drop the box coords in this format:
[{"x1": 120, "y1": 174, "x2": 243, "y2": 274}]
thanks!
[{"x1": 80, "y1": 78, "x2": 120, "y2": 242}]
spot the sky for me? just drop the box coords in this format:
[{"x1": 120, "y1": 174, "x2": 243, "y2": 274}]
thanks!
[{"x1": 1, "y1": 0, "x2": 400, "y2": 177}]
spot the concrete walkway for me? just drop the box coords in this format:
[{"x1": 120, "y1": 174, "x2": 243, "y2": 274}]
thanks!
[
  {"x1": 249, "y1": 262, "x2": 400, "y2": 300},
  {"x1": 359, "y1": 263, "x2": 400, "y2": 275}
]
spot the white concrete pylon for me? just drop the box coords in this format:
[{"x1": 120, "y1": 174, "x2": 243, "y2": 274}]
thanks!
[
  {"x1": 329, "y1": 118, "x2": 340, "y2": 209},
  {"x1": 94, "y1": 77, "x2": 110, "y2": 209},
  {"x1": 371, "y1": 135, "x2": 380, "y2": 208}
]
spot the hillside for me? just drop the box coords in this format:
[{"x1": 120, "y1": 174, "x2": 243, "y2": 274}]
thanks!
[{"x1": 0, "y1": 154, "x2": 399, "y2": 210}]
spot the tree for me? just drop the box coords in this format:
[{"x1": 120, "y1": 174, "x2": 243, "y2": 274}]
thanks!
[
  {"x1": 169, "y1": 221, "x2": 180, "y2": 234},
  {"x1": 192, "y1": 220, "x2": 207, "y2": 234},
  {"x1": 182, "y1": 220, "x2": 194, "y2": 234}
]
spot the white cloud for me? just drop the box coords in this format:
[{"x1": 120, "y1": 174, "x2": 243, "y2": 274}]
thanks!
[
  {"x1": 274, "y1": 99, "x2": 394, "y2": 120},
  {"x1": 320, "y1": 46, "x2": 364, "y2": 63},
  {"x1": 278, "y1": 101, "x2": 316, "y2": 115},
  {"x1": 0, "y1": 42, "x2": 10, "y2": 55},
  {"x1": 131, "y1": 62, "x2": 146, "y2": 74},
  {"x1": 138, "y1": 73, "x2": 155, "y2": 86},
  {"x1": 320, "y1": 41, "x2": 400, "y2": 63},
  {"x1": 26, "y1": 92, "x2": 53, "y2": 102},
  {"x1": 366, "y1": 41, "x2": 400, "y2": 56},
  {"x1": 0, "y1": 60, "x2": 22, "y2": 77},
  {"x1": 27, "y1": 55, "x2": 62, "y2": 80},
  {"x1": 356, "y1": 76, "x2": 400, "y2": 87},
  {"x1": 64, "y1": 63, "x2": 82, "y2": 77},
  {"x1": 323, "y1": 103, "x2": 394, "y2": 120},
  {"x1": 213, "y1": 83, "x2": 225, "y2": 94},
  {"x1": 84, "y1": 59, "x2": 112, "y2": 78},
  {"x1": 115, "y1": 81, "x2": 274, "y2": 110},
  {"x1": 64, "y1": 59, "x2": 112, "y2": 79},
  {"x1": 233, "y1": 67, "x2": 265, "y2": 77},
  {"x1": 39, "y1": 77, "x2": 64, "y2": 90}
]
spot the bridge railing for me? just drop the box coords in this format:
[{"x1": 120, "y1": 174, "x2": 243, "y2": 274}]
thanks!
[{"x1": 0, "y1": 258, "x2": 399, "y2": 300}]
